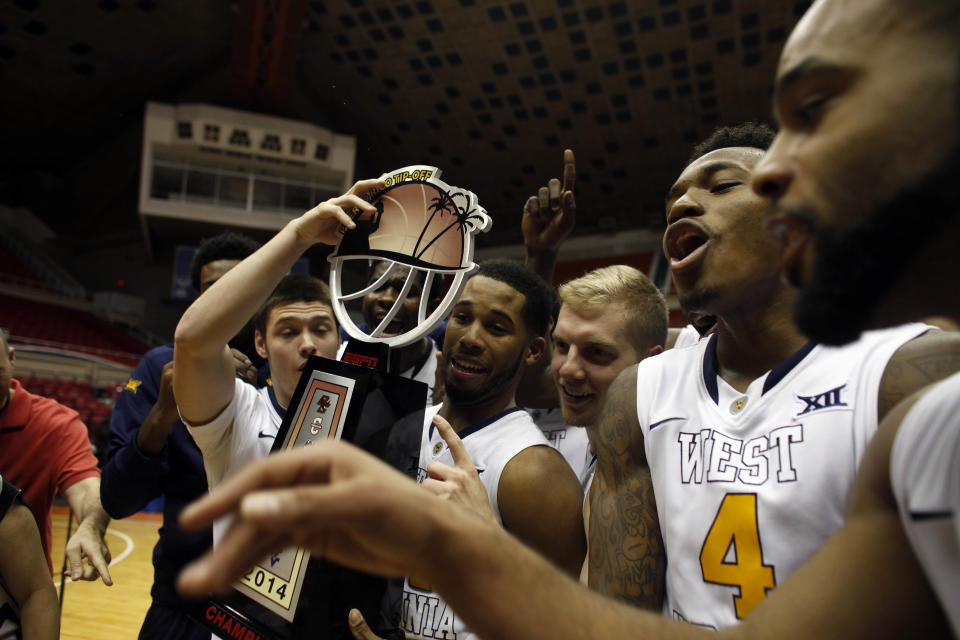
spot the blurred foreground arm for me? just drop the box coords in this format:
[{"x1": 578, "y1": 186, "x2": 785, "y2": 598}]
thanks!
[
  {"x1": 177, "y1": 395, "x2": 951, "y2": 640},
  {"x1": 176, "y1": 442, "x2": 687, "y2": 640}
]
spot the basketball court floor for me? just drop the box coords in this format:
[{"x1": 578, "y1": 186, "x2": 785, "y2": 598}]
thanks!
[{"x1": 51, "y1": 508, "x2": 159, "y2": 639}]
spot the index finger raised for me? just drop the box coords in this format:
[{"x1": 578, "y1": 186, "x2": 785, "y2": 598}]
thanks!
[
  {"x1": 561, "y1": 149, "x2": 576, "y2": 193},
  {"x1": 432, "y1": 414, "x2": 473, "y2": 471}
]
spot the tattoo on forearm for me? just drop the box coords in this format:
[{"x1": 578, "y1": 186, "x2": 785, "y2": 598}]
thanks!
[{"x1": 587, "y1": 370, "x2": 665, "y2": 610}]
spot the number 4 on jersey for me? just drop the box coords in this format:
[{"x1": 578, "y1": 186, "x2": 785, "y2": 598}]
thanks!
[{"x1": 700, "y1": 493, "x2": 776, "y2": 618}]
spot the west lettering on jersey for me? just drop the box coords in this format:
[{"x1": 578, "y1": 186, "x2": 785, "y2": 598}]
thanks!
[{"x1": 678, "y1": 425, "x2": 804, "y2": 485}]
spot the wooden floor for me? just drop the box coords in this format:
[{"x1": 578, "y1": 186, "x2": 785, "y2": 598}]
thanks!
[{"x1": 51, "y1": 508, "x2": 161, "y2": 640}]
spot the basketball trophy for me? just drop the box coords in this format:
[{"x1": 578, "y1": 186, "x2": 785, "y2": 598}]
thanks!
[{"x1": 195, "y1": 166, "x2": 491, "y2": 640}]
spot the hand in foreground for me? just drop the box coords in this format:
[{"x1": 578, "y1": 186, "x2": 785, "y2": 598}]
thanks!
[
  {"x1": 176, "y1": 441, "x2": 452, "y2": 597},
  {"x1": 294, "y1": 179, "x2": 385, "y2": 246},
  {"x1": 421, "y1": 415, "x2": 496, "y2": 523},
  {"x1": 522, "y1": 149, "x2": 576, "y2": 257},
  {"x1": 65, "y1": 521, "x2": 113, "y2": 585},
  {"x1": 348, "y1": 608, "x2": 385, "y2": 640}
]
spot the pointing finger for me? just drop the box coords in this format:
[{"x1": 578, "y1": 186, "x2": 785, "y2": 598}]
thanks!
[
  {"x1": 432, "y1": 414, "x2": 474, "y2": 472},
  {"x1": 562, "y1": 149, "x2": 576, "y2": 193}
]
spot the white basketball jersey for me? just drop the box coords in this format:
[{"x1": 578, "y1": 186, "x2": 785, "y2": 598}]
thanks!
[
  {"x1": 639, "y1": 323, "x2": 929, "y2": 629},
  {"x1": 402, "y1": 405, "x2": 550, "y2": 640},
  {"x1": 673, "y1": 324, "x2": 703, "y2": 350},
  {"x1": 529, "y1": 407, "x2": 594, "y2": 490},
  {"x1": 891, "y1": 371, "x2": 960, "y2": 637}
]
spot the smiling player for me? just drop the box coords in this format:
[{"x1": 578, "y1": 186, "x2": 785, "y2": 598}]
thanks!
[{"x1": 399, "y1": 258, "x2": 585, "y2": 640}]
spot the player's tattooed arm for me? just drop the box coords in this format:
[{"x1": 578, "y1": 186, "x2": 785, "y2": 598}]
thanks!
[
  {"x1": 587, "y1": 366, "x2": 665, "y2": 610},
  {"x1": 878, "y1": 329, "x2": 960, "y2": 420}
]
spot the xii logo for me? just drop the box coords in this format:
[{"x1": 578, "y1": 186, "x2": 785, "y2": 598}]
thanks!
[{"x1": 796, "y1": 384, "x2": 847, "y2": 416}]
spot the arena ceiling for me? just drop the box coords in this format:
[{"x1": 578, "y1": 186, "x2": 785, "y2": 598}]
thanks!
[{"x1": 0, "y1": 0, "x2": 808, "y2": 252}]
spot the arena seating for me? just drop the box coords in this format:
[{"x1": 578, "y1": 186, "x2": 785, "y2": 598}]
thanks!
[
  {"x1": 0, "y1": 245, "x2": 51, "y2": 292},
  {"x1": 0, "y1": 294, "x2": 148, "y2": 367}
]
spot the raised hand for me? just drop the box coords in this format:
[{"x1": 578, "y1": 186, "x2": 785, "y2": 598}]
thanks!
[
  {"x1": 522, "y1": 149, "x2": 577, "y2": 280},
  {"x1": 421, "y1": 414, "x2": 496, "y2": 523},
  {"x1": 293, "y1": 179, "x2": 384, "y2": 246}
]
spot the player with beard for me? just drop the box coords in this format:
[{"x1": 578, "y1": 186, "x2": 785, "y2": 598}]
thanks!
[
  {"x1": 586, "y1": 120, "x2": 960, "y2": 627},
  {"x1": 395, "y1": 258, "x2": 584, "y2": 640},
  {"x1": 748, "y1": 0, "x2": 960, "y2": 631},
  {"x1": 177, "y1": 0, "x2": 960, "y2": 637}
]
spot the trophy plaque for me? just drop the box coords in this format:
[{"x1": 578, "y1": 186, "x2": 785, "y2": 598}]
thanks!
[{"x1": 195, "y1": 166, "x2": 490, "y2": 639}]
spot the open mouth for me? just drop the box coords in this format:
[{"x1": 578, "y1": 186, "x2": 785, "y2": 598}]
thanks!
[
  {"x1": 666, "y1": 224, "x2": 708, "y2": 260},
  {"x1": 373, "y1": 311, "x2": 406, "y2": 335},
  {"x1": 561, "y1": 386, "x2": 594, "y2": 404},
  {"x1": 665, "y1": 222, "x2": 710, "y2": 272},
  {"x1": 450, "y1": 356, "x2": 487, "y2": 375},
  {"x1": 382, "y1": 319, "x2": 404, "y2": 335}
]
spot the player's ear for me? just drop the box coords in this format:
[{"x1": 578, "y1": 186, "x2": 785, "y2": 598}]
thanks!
[
  {"x1": 524, "y1": 336, "x2": 547, "y2": 365},
  {"x1": 254, "y1": 330, "x2": 269, "y2": 359},
  {"x1": 645, "y1": 344, "x2": 664, "y2": 359}
]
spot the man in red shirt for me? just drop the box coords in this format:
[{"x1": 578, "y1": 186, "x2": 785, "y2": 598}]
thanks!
[{"x1": 0, "y1": 330, "x2": 112, "y2": 584}]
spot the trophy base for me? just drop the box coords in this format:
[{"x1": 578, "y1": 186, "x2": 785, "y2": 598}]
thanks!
[{"x1": 199, "y1": 355, "x2": 426, "y2": 639}]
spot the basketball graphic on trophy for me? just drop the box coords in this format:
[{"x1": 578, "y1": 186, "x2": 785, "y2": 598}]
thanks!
[
  {"x1": 329, "y1": 165, "x2": 492, "y2": 348},
  {"x1": 197, "y1": 166, "x2": 490, "y2": 640}
]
